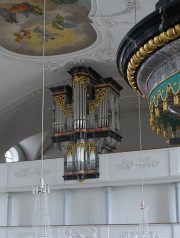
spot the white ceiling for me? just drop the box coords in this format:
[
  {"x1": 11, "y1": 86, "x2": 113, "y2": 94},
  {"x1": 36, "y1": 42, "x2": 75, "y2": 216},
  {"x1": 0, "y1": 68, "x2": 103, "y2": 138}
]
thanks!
[{"x1": 0, "y1": 0, "x2": 169, "y2": 160}]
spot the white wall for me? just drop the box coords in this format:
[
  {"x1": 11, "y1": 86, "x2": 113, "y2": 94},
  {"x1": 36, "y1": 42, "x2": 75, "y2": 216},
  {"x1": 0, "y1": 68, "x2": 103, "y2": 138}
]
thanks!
[
  {"x1": 0, "y1": 193, "x2": 8, "y2": 226},
  {"x1": 0, "y1": 224, "x2": 178, "y2": 238},
  {"x1": 111, "y1": 184, "x2": 170, "y2": 224},
  {"x1": 0, "y1": 147, "x2": 180, "y2": 237},
  {"x1": 5, "y1": 183, "x2": 177, "y2": 226},
  {"x1": 67, "y1": 187, "x2": 106, "y2": 225},
  {"x1": 11, "y1": 192, "x2": 34, "y2": 226}
]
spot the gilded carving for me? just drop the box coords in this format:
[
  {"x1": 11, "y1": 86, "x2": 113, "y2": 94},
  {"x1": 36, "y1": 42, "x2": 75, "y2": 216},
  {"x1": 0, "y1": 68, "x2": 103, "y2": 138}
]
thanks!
[
  {"x1": 55, "y1": 95, "x2": 65, "y2": 112},
  {"x1": 89, "y1": 142, "x2": 96, "y2": 153},
  {"x1": 73, "y1": 75, "x2": 87, "y2": 90},
  {"x1": 96, "y1": 88, "x2": 108, "y2": 107},
  {"x1": 74, "y1": 142, "x2": 86, "y2": 151},
  {"x1": 66, "y1": 144, "x2": 73, "y2": 157},
  {"x1": 67, "y1": 142, "x2": 96, "y2": 155},
  {"x1": 66, "y1": 104, "x2": 73, "y2": 117},
  {"x1": 127, "y1": 23, "x2": 180, "y2": 95},
  {"x1": 89, "y1": 100, "x2": 96, "y2": 112}
]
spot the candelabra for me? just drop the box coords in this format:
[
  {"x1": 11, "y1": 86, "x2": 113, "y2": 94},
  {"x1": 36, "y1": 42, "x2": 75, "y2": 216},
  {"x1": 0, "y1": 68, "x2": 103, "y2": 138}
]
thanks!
[
  {"x1": 120, "y1": 201, "x2": 164, "y2": 238},
  {"x1": 32, "y1": 0, "x2": 53, "y2": 237},
  {"x1": 32, "y1": 178, "x2": 53, "y2": 238}
]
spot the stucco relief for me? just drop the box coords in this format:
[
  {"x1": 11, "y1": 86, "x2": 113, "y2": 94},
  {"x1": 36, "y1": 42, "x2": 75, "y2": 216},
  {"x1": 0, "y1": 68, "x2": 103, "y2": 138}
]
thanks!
[
  {"x1": 16, "y1": 232, "x2": 32, "y2": 238},
  {"x1": 120, "y1": 231, "x2": 164, "y2": 238},
  {"x1": 15, "y1": 167, "x2": 50, "y2": 177},
  {"x1": 66, "y1": 227, "x2": 98, "y2": 238},
  {"x1": 90, "y1": 0, "x2": 140, "y2": 27},
  {"x1": 114, "y1": 157, "x2": 159, "y2": 171}
]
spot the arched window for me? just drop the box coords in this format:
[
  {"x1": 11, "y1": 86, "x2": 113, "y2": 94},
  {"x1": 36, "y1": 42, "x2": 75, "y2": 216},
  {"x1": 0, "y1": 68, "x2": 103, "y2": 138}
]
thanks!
[{"x1": 5, "y1": 147, "x2": 19, "y2": 163}]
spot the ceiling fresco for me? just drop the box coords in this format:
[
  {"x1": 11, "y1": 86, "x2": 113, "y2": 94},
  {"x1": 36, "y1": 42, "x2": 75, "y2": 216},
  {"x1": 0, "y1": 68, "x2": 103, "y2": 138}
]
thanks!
[{"x1": 0, "y1": 0, "x2": 96, "y2": 56}]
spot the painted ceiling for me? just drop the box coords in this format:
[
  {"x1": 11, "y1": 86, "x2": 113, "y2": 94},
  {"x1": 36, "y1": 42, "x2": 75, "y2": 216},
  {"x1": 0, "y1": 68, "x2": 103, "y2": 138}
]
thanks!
[{"x1": 0, "y1": 0, "x2": 96, "y2": 56}]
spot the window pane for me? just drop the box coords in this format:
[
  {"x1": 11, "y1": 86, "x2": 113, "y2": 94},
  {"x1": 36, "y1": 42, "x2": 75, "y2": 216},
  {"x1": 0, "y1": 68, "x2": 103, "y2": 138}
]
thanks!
[
  {"x1": 5, "y1": 147, "x2": 19, "y2": 163},
  {"x1": 5, "y1": 150, "x2": 13, "y2": 159}
]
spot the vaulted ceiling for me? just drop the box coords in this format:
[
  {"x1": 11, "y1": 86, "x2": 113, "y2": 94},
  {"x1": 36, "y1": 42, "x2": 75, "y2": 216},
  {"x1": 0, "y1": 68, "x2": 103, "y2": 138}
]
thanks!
[{"x1": 0, "y1": 0, "x2": 169, "y2": 161}]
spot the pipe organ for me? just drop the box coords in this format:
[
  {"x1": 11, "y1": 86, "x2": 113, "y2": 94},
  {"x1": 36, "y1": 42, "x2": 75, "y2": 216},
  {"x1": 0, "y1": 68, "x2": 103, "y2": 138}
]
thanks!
[{"x1": 50, "y1": 67, "x2": 122, "y2": 181}]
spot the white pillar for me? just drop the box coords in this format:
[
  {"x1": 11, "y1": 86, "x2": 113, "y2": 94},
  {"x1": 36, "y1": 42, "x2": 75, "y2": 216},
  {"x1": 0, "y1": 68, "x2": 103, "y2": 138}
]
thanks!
[
  {"x1": 168, "y1": 183, "x2": 177, "y2": 222},
  {"x1": 63, "y1": 190, "x2": 69, "y2": 225},
  {"x1": 7, "y1": 193, "x2": 12, "y2": 226},
  {"x1": 106, "y1": 187, "x2": 112, "y2": 224},
  {"x1": 175, "y1": 183, "x2": 180, "y2": 222}
]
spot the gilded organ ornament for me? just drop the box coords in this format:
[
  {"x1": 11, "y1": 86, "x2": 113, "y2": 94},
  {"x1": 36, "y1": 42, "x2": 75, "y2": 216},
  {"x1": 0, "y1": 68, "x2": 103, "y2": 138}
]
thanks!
[
  {"x1": 54, "y1": 95, "x2": 65, "y2": 112},
  {"x1": 96, "y1": 88, "x2": 108, "y2": 107},
  {"x1": 72, "y1": 75, "x2": 87, "y2": 90}
]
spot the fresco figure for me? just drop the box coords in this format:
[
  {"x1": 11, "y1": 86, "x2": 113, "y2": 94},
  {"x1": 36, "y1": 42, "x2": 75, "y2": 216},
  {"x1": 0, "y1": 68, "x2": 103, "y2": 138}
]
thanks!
[
  {"x1": 14, "y1": 29, "x2": 32, "y2": 42},
  {"x1": 0, "y1": 8, "x2": 17, "y2": 23},
  {"x1": 10, "y1": 2, "x2": 42, "y2": 17},
  {"x1": 0, "y1": 2, "x2": 42, "y2": 23},
  {"x1": 51, "y1": 14, "x2": 77, "y2": 30},
  {"x1": 33, "y1": 26, "x2": 60, "y2": 42}
]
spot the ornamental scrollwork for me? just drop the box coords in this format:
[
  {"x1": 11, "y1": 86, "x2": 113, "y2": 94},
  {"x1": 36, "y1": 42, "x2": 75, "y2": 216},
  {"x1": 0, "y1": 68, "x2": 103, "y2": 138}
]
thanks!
[
  {"x1": 55, "y1": 95, "x2": 65, "y2": 112},
  {"x1": 74, "y1": 142, "x2": 86, "y2": 151},
  {"x1": 120, "y1": 231, "x2": 164, "y2": 238},
  {"x1": 17, "y1": 232, "x2": 33, "y2": 238},
  {"x1": 15, "y1": 167, "x2": 50, "y2": 177},
  {"x1": 114, "y1": 157, "x2": 159, "y2": 171},
  {"x1": 89, "y1": 100, "x2": 96, "y2": 112},
  {"x1": 73, "y1": 76, "x2": 87, "y2": 90},
  {"x1": 96, "y1": 88, "x2": 108, "y2": 107},
  {"x1": 66, "y1": 144, "x2": 73, "y2": 157},
  {"x1": 89, "y1": 142, "x2": 96, "y2": 153},
  {"x1": 66, "y1": 104, "x2": 73, "y2": 117},
  {"x1": 102, "y1": 0, "x2": 140, "y2": 18},
  {"x1": 66, "y1": 227, "x2": 98, "y2": 238}
]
